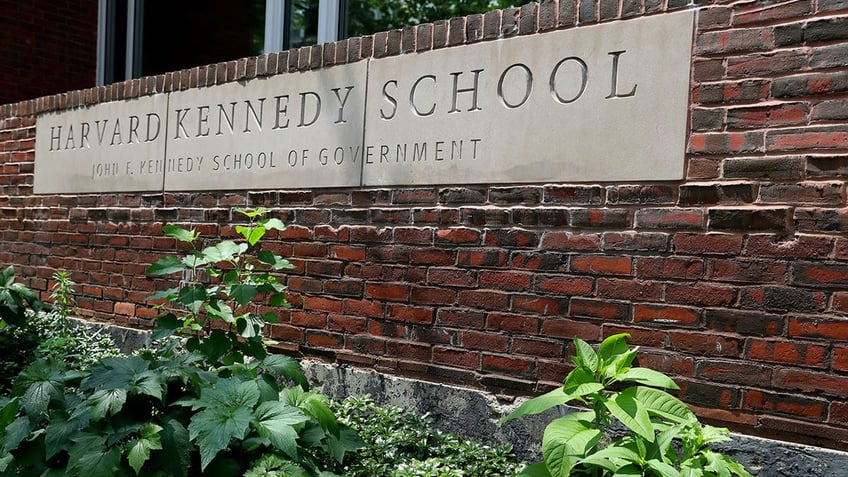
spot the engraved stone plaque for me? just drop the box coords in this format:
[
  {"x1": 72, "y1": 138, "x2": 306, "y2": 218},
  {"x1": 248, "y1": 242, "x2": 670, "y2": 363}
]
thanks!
[
  {"x1": 34, "y1": 95, "x2": 168, "y2": 193},
  {"x1": 362, "y1": 10, "x2": 695, "y2": 186},
  {"x1": 163, "y1": 61, "x2": 367, "y2": 191}
]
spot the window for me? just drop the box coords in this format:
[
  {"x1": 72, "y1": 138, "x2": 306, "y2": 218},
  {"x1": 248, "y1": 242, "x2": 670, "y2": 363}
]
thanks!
[{"x1": 97, "y1": 0, "x2": 519, "y2": 85}]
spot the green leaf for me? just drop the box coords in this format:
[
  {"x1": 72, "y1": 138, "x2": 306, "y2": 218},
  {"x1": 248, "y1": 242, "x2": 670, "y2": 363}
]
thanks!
[
  {"x1": 15, "y1": 360, "x2": 65, "y2": 415},
  {"x1": 45, "y1": 411, "x2": 89, "y2": 459},
  {"x1": 146, "y1": 287, "x2": 179, "y2": 302},
  {"x1": 519, "y1": 461, "x2": 553, "y2": 477},
  {"x1": 237, "y1": 224, "x2": 267, "y2": 246},
  {"x1": 190, "y1": 406, "x2": 253, "y2": 470},
  {"x1": 146, "y1": 255, "x2": 186, "y2": 275},
  {"x1": 321, "y1": 426, "x2": 364, "y2": 463},
  {"x1": 126, "y1": 423, "x2": 163, "y2": 475},
  {"x1": 579, "y1": 446, "x2": 641, "y2": 472},
  {"x1": 604, "y1": 387, "x2": 655, "y2": 441},
  {"x1": 235, "y1": 207, "x2": 269, "y2": 219},
  {"x1": 159, "y1": 418, "x2": 192, "y2": 477},
  {"x1": 542, "y1": 411, "x2": 598, "y2": 477},
  {"x1": 162, "y1": 225, "x2": 199, "y2": 243},
  {"x1": 500, "y1": 388, "x2": 571, "y2": 424},
  {"x1": 619, "y1": 367, "x2": 679, "y2": 390},
  {"x1": 598, "y1": 333, "x2": 631, "y2": 364},
  {"x1": 279, "y1": 387, "x2": 339, "y2": 437},
  {"x1": 0, "y1": 452, "x2": 12, "y2": 472},
  {"x1": 3, "y1": 416, "x2": 32, "y2": 454},
  {"x1": 261, "y1": 354, "x2": 308, "y2": 390},
  {"x1": 632, "y1": 386, "x2": 694, "y2": 424},
  {"x1": 197, "y1": 329, "x2": 237, "y2": 364},
  {"x1": 67, "y1": 434, "x2": 122, "y2": 477},
  {"x1": 563, "y1": 366, "x2": 600, "y2": 395},
  {"x1": 230, "y1": 284, "x2": 259, "y2": 306},
  {"x1": 647, "y1": 459, "x2": 682, "y2": 477},
  {"x1": 88, "y1": 388, "x2": 127, "y2": 420},
  {"x1": 573, "y1": 338, "x2": 598, "y2": 373},
  {"x1": 258, "y1": 250, "x2": 294, "y2": 270},
  {"x1": 177, "y1": 285, "x2": 208, "y2": 314},
  {"x1": 152, "y1": 313, "x2": 183, "y2": 340},
  {"x1": 205, "y1": 300, "x2": 235, "y2": 324},
  {"x1": 202, "y1": 240, "x2": 246, "y2": 263},
  {"x1": 252, "y1": 401, "x2": 309, "y2": 459},
  {"x1": 259, "y1": 217, "x2": 286, "y2": 231}
]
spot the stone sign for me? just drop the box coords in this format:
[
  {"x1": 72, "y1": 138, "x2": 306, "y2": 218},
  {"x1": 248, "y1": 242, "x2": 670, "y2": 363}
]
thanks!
[{"x1": 33, "y1": 10, "x2": 694, "y2": 194}]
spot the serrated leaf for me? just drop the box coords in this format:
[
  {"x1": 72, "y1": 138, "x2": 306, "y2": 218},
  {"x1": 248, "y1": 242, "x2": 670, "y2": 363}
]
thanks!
[
  {"x1": 619, "y1": 367, "x2": 679, "y2": 390},
  {"x1": 197, "y1": 329, "x2": 236, "y2": 365},
  {"x1": 500, "y1": 388, "x2": 571, "y2": 424},
  {"x1": 252, "y1": 401, "x2": 309, "y2": 458},
  {"x1": 162, "y1": 225, "x2": 199, "y2": 243},
  {"x1": 322, "y1": 426, "x2": 364, "y2": 463},
  {"x1": 146, "y1": 256, "x2": 186, "y2": 276},
  {"x1": 604, "y1": 387, "x2": 655, "y2": 441},
  {"x1": 177, "y1": 285, "x2": 207, "y2": 314},
  {"x1": 82, "y1": 355, "x2": 149, "y2": 391},
  {"x1": 17, "y1": 362, "x2": 65, "y2": 416},
  {"x1": 153, "y1": 313, "x2": 183, "y2": 340},
  {"x1": 230, "y1": 284, "x2": 259, "y2": 306},
  {"x1": 573, "y1": 338, "x2": 598, "y2": 373},
  {"x1": 160, "y1": 418, "x2": 192, "y2": 477},
  {"x1": 261, "y1": 355, "x2": 308, "y2": 390},
  {"x1": 2, "y1": 416, "x2": 32, "y2": 454},
  {"x1": 88, "y1": 389, "x2": 127, "y2": 420},
  {"x1": 45, "y1": 411, "x2": 89, "y2": 459},
  {"x1": 181, "y1": 252, "x2": 209, "y2": 268},
  {"x1": 67, "y1": 434, "x2": 121, "y2": 477},
  {"x1": 189, "y1": 406, "x2": 253, "y2": 470},
  {"x1": 126, "y1": 423, "x2": 163, "y2": 475}
]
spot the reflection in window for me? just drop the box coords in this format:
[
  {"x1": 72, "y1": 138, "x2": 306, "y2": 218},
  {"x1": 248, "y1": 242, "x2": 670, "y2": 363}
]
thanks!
[{"x1": 341, "y1": 0, "x2": 522, "y2": 38}]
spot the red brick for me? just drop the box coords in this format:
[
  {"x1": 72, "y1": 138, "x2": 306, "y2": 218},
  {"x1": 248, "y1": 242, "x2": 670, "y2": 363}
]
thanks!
[
  {"x1": 457, "y1": 290, "x2": 510, "y2": 310},
  {"x1": 387, "y1": 304, "x2": 434, "y2": 324},
  {"x1": 744, "y1": 234, "x2": 833, "y2": 259},
  {"x1": 596, "y1": 278, "x2": 662, "y2": 301},
  {"x1": 747, "y1": 339, "x2": 827, "y2": 368},
  {"x1": 456, "y1": 249, "x2": 508, "y2": 268},
  {"x1": 302, "y1": 296, "x2": 342, "y2": 313},
  {"x1": 427, "y1": 267, "x2": 477, "y2": 287},
  {"x1": 482, "y1": 354, "x2": 534, "y2": 377},
  {"x1": 342, "y1": 299, "x2": 384, "y2": 318},
  {"x1": 478, "y1": 270, "x2": 533, "y2": 290},
  {"x1": 432, "y1": 346, "x2": 480, "y2": 369},
  {"x1": 512, "y1": 337, "x2": 563, "y2": 358},
  {"x1": 744, "y1": 390, "x2": 825, "y2": 419},
  {"x1": 409, "y1": 248, "x2": 455, "y2": 266},
  {"x1": 665, "y1": 283, "x2": 736, "y2": 307},
  {"x1": 511, "y1": 295, "x2": 567, "y2": 315},
  {"x1": 774, "y1": 369, "x2": 848, "y2": 398},
  {"x1": 540, "y1": 231, "x2": 601, "y2": 251},
  {"x1": 708, "y1": 258, "x2": 787, "y2": 283},
  {"x1": 364, "y1": 283, "x2": 409, "y2": 302},
  {"x1": 328, "y1": 315, "x2": 367, "y2": 334},
  {"x1": 534, "y1": 276, "x2": 593, "y2": 295},
  {"x1": 673, "y1": 233, "x2": 743, "y2": 255},
  {"x1": 570, "y1": 255, "x2": 632, "y2": 276},
  {"x1": 486, "y1": 312, "x2": 540, "y2": 334},
  {"x1": 697, "y1": 360, "x2": 772, "y2": 387},
  {"x1": 483, "y1": 229, "x2": 541, "y2": 248},
  {"x1": 436, "y1": 309, "x2": 484, "y2": 329},
  {"x1": 541, "y1": 319, "x2": 601, "y2": 341},
  {"x1": 791, "y1": 262, "x2": 848, "y2": 288},
  {"x1": 570, "y1": 298, "x2": 629, "y2": 321},
  {"x1": 385, "y1": 340, "x2": 431, "y2": 362},
  {"x1": 290, "y1": 311, "x2": 327, "y2": 329},
  {"x1": 636, "y1": 350, "x2": 694, "y2": 377},
  {"x1": 669, "y1": 331, "x2": 740, "y2": 357},
  {"x1": 726, "y1": 102, "x2": 808, "y2": 128},
  {"x1": 833, "y1": 292, "x2": 848, "y2": 314},
  {"x1": 410, "y1": 286, "x2": 455, "y2": 305},
  {"x1": 636, "y1": 257, "x2": 704, "y2": 280},
  {"x1": 788, "y1": 317, "x2": 848, "y2": 340},
  {"x1": 461, "y1": 330, "x2": 509, "y2": 352},
  {"x1": 634, "y1": 304, "x2": 700, "y2": 327},
  {"x1": 436, "y1": 228, "x2": 481, "y2": 245},
  {"x1": 635, "y1": 208, "x2": 705, "y2": 230}
]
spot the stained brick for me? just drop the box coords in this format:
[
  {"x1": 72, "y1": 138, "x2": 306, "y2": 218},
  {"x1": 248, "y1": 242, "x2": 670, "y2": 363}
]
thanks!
[
  {"x1": 722, "y1": 156, "x2": 805, "y2": 180},
  {"x1": 634, "y1": 304, "x2": 701, "y2": 327}
]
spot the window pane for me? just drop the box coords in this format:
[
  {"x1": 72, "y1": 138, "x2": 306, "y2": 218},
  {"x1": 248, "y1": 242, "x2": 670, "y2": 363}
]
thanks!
[
  {"x1": 342, "y1": 0, "x2": 522, "y2": 38},
  {"x1": 287, "y1": 0, "x2": 320, "y2": 49},
  {"x1": 140, "y1": 0, "x2": 265, "y2": 77}
]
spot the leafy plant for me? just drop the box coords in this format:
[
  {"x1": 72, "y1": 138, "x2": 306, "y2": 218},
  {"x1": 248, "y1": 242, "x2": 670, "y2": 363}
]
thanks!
[
  {"x1": 0, "y1": 210, "x2": 361, "y2": 476},
  {"x1": 501, "y1": 334, "x2": 751, "y2": 477},
  {"x1": 146, "y1": 207, "x2": 294, "y2": 367},
  {"x1": 329, "y1": 395, "x2": 522, "y2": 477},
  {"x1": 0, "y1": 265, "x2": 44, "y2": 328},
  {"x1": 50, "y1": 269, "x2": 77, "y2": 321}
]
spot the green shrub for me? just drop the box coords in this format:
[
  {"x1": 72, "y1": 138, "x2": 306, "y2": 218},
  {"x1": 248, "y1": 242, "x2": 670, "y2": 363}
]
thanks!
[
  {"x1": 501, "y1": 334, "x2": 751, "y2": 477},
  {"x1": 0, "y1": 210, "x2": 361, "y2": 476},
  {"x1": 0, "y1": 269, "x2": 120, "y2": 394},
  {"x1": 327, "y1": 395, "x2": 523, "y2": 477}
]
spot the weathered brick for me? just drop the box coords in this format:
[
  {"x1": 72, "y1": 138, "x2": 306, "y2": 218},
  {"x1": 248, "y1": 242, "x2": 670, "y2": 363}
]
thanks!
[
  {"x1": 696, "y1": 360, "x2": 772, "y2": 386},
  {"x1": 534, "y1": 275, "x2": 594, "y2": 296},
  {"x1": 795, "y1": 207, "x2": 848, "y2": 233},
  {"x1": 570, "y1": 298, "x2": 629, "y2": 321},
  {"x1": 597, "y1": 278, "x2": 662, "y2": 301},
  {"x1": 708, "y1": 207, "x2": 791, "y2": 233},
  {"x1": 724, "y1": 157, "x2": 805, "y2": 181},
  {"x1": 740, "y1": 286, "x2": 827, "y2": 313},
  {"x1": 636, "y1": 257, "x2": 704, "y2": 280},
  {"x1": 689, "y1": 132, "x2": 764, "y2": 155},
  {"x1": 792, "y1": 262, "x2": 848, "y2": 289},
  {"x1": 607, "y1": 185, "x2": 675, "y2": 204},
  {"x1": 679, "y1": 183, "x2": 755, "y2": 205},
  {"x1": 487, "y1": 312, "x2": 540, "y2": 334},
  {"x1": 733, "y1": 1, "x2": 811, "y2": 26},
  {"x1": 747, "y1": 339, "x2": 827, "y2": 368},
  {"x1": 774, "y1": 369, "x2": 848, "y2": 398},
  {"x1": 635, "y1": 208, "x2": 705, "y2": 230},
  {"x1": 807, "y1": 156, "x2": 848, "y2": 179},
  {"x1": 705, "y1": 309, "x2": 785, "y2": 336},
  {"x1": 570, "y1": 255, "x2": 632, "y2": 276},
  {"x1": 602, "y1": 232, "x2": 669, "y2": 252},
  {"x1": 634, "y1": 304, "x2": 701, "y2": 327},
  {"x1": 773, "y1": 72, "x2": 848, "y2": 99},
  {"x1": 744, "y1": 390, "x2": 826, "y2": 419},
  {"x1": 726, "y1": 102, "x2": 808, "y2": 129},
  {"x1": 789, "y1": 317, "x2": 848, "y2": 340},
  {"x1": 709, "y1": 258, "x2": 787, "y2": 283}
]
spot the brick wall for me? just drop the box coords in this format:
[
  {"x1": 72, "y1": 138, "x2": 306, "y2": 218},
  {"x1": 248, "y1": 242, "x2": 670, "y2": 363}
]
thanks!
[
  {"x1": 2, "y1": 0, "x2": 848, "y2": 450},
  {"x1": 0, "y1": 0, "x2": 98, "y2": 104}
]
